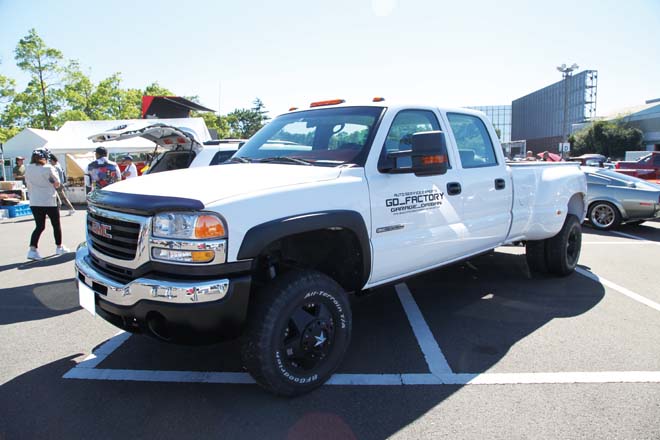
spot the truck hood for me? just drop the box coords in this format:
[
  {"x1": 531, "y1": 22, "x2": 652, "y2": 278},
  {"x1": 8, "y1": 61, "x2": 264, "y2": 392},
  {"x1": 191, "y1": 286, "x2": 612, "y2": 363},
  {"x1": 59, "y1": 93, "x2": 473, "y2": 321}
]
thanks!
[{"x1": 103, "y1": 163, "x2": 343, "y2": 205}]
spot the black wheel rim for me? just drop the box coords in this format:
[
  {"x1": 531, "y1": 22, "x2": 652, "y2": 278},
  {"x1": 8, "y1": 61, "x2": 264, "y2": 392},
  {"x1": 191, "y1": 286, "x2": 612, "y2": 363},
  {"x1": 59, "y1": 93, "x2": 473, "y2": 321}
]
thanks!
[
  {"x1": 566, "y1": 224, "x2": 580, "y2": 266},
  {"x1": 279, "y1": 301, "x2": 335, "y2": 372}
]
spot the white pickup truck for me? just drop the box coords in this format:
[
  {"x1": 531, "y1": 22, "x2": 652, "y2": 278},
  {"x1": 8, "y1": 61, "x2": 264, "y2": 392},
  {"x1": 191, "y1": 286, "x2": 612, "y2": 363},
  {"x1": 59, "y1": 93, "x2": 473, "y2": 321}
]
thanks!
[{"x1": 75, "y1": 101, "x2": 587, "y2": 396}]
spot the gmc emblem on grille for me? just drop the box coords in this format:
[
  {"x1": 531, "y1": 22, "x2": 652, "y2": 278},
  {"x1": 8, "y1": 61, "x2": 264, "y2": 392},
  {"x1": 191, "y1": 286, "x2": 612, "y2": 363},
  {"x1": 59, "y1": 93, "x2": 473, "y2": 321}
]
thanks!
[{"x1": 90, "y1": 220, "x2": 112, "y2": 239}]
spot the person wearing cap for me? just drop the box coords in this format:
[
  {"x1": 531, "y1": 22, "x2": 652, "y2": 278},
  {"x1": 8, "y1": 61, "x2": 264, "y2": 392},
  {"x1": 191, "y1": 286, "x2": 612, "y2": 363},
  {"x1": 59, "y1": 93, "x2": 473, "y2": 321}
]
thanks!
[
  {"x1": 49, "y1": 154, "x2": 76, "y2": 215},
  {"x1": 121, "y1": 154, "x2": 138, "y2": 180},
  {"x1": 13, "y1": 156, "x2": 26, "y2": 182},
  {"x1": 24, "y1": 148, "x2": 69, "y2": 260},
  {"x1": 87, "y1": 146, "x2": 120, "y2": 190}
]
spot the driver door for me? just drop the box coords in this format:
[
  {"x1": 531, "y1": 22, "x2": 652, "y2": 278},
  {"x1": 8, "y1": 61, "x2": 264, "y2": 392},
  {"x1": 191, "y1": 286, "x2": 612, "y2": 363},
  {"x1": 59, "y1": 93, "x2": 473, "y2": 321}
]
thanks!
[{"x1": 367, "y1": 109, "x2": 466, "y2": 284}]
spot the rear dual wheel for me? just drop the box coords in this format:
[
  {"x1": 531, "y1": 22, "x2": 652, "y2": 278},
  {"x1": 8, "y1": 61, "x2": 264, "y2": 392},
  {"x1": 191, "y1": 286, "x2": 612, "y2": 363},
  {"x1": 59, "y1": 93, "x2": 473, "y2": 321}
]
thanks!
[{"x1": 526, "y1": 214, "x2": 582, "y2": 276}]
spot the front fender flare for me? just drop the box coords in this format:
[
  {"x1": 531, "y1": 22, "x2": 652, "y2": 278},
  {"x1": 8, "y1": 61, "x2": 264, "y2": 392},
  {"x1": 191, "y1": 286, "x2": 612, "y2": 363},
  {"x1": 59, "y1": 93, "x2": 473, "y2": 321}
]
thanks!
[{"x1": 237, "y1": 210, "x2": 371, "y2": 286}]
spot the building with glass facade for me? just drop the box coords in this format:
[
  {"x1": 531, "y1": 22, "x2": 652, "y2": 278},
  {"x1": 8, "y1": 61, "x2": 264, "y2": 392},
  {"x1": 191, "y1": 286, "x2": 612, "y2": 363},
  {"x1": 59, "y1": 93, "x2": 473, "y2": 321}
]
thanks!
[
  {"x1": 466, "y1": 105, "x2": 512, "y2": 143},
  {"x1": 511, "y1": 70, "x2": 598, "y2": 152}
]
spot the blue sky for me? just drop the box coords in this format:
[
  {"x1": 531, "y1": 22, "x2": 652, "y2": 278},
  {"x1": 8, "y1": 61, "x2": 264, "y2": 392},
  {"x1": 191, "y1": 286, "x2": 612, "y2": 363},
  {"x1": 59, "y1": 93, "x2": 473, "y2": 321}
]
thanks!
[{"x1": 0, "y1": 0, "x2": 658, "y2": 118}]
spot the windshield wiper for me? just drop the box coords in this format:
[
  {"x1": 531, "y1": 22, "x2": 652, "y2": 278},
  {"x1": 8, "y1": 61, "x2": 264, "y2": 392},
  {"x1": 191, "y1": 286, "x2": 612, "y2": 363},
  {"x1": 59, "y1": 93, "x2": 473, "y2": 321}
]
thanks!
[
  {"x1": 257, "y1": 156, "x2": 313, "y2": 166},
  {"x1": 226, "y1": 157, "x2": 252, "y2": 163}
]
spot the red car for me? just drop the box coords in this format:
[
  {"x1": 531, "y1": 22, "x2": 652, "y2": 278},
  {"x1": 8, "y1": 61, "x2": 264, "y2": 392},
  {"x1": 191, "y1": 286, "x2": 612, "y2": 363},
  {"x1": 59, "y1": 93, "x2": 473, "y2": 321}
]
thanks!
[{"x1": 615, "y1": 152, "x2": 660, "y2": 180}]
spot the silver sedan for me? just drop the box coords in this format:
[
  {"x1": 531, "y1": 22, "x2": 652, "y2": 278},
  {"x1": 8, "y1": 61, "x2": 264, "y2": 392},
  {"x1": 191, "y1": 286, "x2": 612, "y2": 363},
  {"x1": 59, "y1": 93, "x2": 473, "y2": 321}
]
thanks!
[{"x1": 583, "y1": 167, "x2": 660, "y2": 230}]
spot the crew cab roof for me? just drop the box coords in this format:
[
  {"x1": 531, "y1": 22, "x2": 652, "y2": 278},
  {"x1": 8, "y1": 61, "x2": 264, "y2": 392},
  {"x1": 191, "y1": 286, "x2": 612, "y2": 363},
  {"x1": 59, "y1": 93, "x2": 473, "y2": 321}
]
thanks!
[{"x1": 283, "y1": 101, "x2": 487, "y2": 118}]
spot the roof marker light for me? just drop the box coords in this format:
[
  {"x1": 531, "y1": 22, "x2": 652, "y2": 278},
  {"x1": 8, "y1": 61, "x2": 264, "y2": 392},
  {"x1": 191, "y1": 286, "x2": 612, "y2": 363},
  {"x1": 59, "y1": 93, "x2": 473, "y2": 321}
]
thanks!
[
  {"x1": 372, "y1": 97, "x2": 385, "y2": 102},
  {"x1": 310, "y1": 99, "x2": 345, "y2": 108},
  {"x1": 289, "y1": 107, "x2": 298, "y2": 111}
]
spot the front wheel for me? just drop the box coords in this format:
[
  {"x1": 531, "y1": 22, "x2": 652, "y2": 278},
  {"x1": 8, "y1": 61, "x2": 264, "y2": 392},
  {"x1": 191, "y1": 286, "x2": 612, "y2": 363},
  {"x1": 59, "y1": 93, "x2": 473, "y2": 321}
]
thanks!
[
  {"x1": 545, "y1": 214, "x2": 582, "y2": 276},
  {"x1": 241, "y1": 270, "x2": 352, "y2": 396},
  {"x1": 588, "y1": 201, "x2": 621, "y2": 230}
]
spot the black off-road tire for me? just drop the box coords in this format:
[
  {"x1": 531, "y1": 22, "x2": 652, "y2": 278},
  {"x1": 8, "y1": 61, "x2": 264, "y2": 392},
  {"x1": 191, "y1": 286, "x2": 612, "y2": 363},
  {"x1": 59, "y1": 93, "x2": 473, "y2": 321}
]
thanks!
[
  {"x1": 525, "y1": 240, "x2": 548, "y2": 274},
  {"x1": 545, "y1": 214, "x2": 582, "y2": 276},
  {"x1": 240, "y1": 270, "x2": 352, "y2": 397},
  {"x1": 588, "y1": 201, "x2": 621, "y2": 230}
]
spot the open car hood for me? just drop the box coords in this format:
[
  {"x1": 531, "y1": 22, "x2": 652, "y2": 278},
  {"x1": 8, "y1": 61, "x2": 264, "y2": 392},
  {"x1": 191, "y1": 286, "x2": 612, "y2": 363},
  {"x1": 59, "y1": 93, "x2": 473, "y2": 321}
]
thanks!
[{"x1": 88, "y1": 123, "x2": 203, "y2": 151}]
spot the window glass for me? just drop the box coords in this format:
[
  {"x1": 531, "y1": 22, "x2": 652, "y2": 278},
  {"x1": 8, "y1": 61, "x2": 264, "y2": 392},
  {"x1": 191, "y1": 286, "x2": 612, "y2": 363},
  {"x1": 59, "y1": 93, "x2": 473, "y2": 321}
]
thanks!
[
  {"x1": 234, "y1": 106, "x2": 383, "y2": 166},
  {"x1": 383, "y1": 110, "x2": 441, "y2": 153},
  {"x1": 379, "y1": 110, "x2": 443, "y2": 169},
  {"x1": 586, "y1": 174, "x2": 611, "y2": 185},
  {"x1": 210, "y1": 150, "x2": 237, "y2": 165},
  {"x1": 447, "y1": 113, "x2": 498, "y2": 168},
  {"x1": 146, "y1": 151, "x2": 195, "y2": 174}
]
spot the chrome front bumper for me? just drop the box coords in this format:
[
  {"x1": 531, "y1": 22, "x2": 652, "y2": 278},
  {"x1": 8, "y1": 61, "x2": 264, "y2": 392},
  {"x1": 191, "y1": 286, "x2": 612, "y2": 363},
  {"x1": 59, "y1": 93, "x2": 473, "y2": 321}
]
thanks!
[{"x1": 75, "y1": 242, "x2": 230, "y2": 306}]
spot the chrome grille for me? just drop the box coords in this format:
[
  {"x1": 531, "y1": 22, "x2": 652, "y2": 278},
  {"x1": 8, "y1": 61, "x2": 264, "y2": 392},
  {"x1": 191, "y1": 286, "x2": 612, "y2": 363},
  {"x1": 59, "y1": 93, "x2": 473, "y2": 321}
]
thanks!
[{"x1": 87, "y1": 211, "x2": 140, "y2": 260}]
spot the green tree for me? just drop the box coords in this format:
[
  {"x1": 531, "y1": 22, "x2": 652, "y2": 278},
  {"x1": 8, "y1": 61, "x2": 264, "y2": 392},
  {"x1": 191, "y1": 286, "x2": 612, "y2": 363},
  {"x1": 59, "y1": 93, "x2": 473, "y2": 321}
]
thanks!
[
  {"x1": 60, "y1": 62, "x2": 126, "y2": 122},
  {"x1": 571, "y1": 119, "x2": 643, "y2": 159},
  {"x1": 13, "y1": 28, "x2": 66, "y2": 129},
  {"x1": 116, "y1": 88, "x2": 143, "y2": 119},
  {"x1": 61, "y1": 61, "x2": 94, "y2": 119},
  {"x1": 144, "y1": 82, "x2": 173, "y2": 97},
  {"x1": 0, "y1": 127, "x2": 21, "y2": 144},
  {"x1": 225, "y1": 98, "x2": 270, "y2": 138},
  {"x1": 191, "y1": 111, "x2": 230, "y2": 139},
  {"x1": 0, "y1": 61, "x2": 18, "y2": 142},
  {"x1": 252, "y1": 97, "x2": 270, "y2": 123},
  {"x1": 0, "y1": 69, "x2": 15, "y2": 104}
]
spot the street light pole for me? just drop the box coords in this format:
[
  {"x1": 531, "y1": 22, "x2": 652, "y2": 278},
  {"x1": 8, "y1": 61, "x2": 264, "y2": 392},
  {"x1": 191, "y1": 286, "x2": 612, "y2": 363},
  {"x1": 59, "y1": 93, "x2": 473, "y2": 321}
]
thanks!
[{"x1": 557, "y1": 63, "x2": 579, "y2": 157}]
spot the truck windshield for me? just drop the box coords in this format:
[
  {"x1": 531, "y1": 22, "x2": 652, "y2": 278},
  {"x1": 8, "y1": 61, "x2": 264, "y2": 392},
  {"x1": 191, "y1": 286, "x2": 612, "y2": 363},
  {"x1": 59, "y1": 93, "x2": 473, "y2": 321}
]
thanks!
[{"x1": 233, "y1": 106, "x2": 384, "y2": 167}]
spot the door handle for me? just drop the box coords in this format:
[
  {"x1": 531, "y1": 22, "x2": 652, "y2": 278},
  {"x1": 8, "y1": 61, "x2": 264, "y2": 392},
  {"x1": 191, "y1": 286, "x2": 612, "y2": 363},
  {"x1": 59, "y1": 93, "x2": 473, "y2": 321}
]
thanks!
[
  {"x1": 495, "y1": 178, "x2": 506, "y2": 190},
  {"x1": 447, "y1": 182, "x2": 462, "y2": 196}
]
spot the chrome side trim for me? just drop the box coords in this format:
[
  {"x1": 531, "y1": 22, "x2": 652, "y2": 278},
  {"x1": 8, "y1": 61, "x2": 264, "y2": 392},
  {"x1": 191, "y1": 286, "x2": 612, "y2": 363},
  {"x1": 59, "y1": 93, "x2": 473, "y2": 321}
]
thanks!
[
  {"x1": 75, "y1": 243, "x2": 229, "y2": 306},
  {"x1": 376, "y1": 224, "x2": 405, "y2": 233}
]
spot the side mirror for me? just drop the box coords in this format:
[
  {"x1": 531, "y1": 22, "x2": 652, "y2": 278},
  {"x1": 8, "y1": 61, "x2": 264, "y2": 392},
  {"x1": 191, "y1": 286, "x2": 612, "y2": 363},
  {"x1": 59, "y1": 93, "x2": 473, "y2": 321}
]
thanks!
[{"x1": 411, "y1": 131, "x2": 448, "y2": 176}]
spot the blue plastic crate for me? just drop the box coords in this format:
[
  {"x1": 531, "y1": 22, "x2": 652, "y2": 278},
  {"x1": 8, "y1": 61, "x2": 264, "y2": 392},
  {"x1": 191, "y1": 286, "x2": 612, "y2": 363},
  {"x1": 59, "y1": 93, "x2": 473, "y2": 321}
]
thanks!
[{"x1": 2, "y1": 204, "x2": 32, "y2": 218}]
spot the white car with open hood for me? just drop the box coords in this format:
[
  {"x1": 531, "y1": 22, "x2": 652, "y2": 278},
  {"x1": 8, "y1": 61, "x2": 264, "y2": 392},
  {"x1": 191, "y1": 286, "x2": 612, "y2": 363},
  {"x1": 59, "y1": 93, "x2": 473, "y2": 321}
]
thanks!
[{"x1": 76, "y1": 100, "x2": 587, "y2": 396}]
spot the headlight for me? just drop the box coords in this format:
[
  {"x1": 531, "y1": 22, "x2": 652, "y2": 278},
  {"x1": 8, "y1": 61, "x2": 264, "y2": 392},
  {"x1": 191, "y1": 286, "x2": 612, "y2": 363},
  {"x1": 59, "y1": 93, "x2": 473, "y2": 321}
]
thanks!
[
  {"x1": 151, "y1": 248, "x2": 215, "y2": 263},
  {"x1": 153, "y1": 212, "x2": 226, "y2": 240}
]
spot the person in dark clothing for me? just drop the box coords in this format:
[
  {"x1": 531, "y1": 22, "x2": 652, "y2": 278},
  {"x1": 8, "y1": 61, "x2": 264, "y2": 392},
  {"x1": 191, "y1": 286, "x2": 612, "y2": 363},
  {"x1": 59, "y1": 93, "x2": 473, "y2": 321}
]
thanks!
[
  {"x1": 87, "y1": 146, "x2": 120, "y2": 190},
  {"x1": 24, "y1": 148, "x2": 70, "y2": 260}
]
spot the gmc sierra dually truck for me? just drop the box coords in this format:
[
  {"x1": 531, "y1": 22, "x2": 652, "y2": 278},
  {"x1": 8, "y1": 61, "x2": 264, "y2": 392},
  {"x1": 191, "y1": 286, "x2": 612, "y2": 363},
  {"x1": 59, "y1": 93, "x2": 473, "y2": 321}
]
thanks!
[{"x1": 75, "y1": 101, "x2": 587, "y2": 396}]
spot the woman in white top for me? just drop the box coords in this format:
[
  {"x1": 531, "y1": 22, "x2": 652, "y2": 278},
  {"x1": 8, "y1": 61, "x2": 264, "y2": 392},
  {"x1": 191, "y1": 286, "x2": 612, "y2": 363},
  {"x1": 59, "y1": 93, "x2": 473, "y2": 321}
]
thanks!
[{"x1": 24, "y1": 148, "x2": 69, "y2": 260}]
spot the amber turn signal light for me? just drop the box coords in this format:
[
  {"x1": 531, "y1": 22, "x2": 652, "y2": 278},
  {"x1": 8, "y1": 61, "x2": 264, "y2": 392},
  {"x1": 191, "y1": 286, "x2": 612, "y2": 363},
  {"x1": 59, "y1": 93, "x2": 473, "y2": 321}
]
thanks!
[{"x1": 194, "y1": 215, "x2": 226, "y2": 239}]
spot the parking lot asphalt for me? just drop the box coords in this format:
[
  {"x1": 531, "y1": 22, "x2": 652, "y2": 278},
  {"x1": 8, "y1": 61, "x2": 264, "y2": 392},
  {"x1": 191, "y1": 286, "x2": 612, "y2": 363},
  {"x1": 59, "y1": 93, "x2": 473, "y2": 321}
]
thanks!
[{"x1": 1, "y1": 211, "x2": 659, "y2": 439}]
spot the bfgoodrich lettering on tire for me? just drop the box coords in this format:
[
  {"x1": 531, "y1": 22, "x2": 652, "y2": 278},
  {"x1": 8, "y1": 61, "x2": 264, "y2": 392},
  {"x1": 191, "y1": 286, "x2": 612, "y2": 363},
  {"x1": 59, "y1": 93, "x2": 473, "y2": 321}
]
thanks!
[
  {"x1": 545, "y1": 214, "x2": 582, "y2": 276},
  {"x1": 240, "y1": 270, "x2": 352, "y2": 396}
]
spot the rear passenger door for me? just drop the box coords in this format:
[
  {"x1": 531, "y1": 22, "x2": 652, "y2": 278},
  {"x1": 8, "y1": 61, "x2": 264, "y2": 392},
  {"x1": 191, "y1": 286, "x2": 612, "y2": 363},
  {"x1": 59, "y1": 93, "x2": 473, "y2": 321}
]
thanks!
[{"x1": 446, "y1": 112, "x2": 512, "y2": 254}]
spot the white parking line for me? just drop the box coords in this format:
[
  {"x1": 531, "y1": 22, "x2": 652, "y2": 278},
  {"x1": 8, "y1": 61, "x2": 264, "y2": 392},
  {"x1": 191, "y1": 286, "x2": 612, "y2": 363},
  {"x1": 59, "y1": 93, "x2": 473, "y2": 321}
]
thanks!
[
  {"x1": 64, "y1": 365, "x2": 660, "y2": 386},
  {"x1": 611, "y1": 230, "x2": 660, "y2": 246},
  {"x1": 63, "y1": 278, "x2": 660, "y2": 387},
  {"x1": 582, "y1": 241, "x2": 657, "y2": 245},
  {"x1": 75, "y1": 331, "x2": 131, "y2": 369},
  {"x1": 395, "y1": 283, "x2": 453, "y2": 375},
  {"x1": 576, "y1": 267, "x2": 660, "y2": 313}
]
